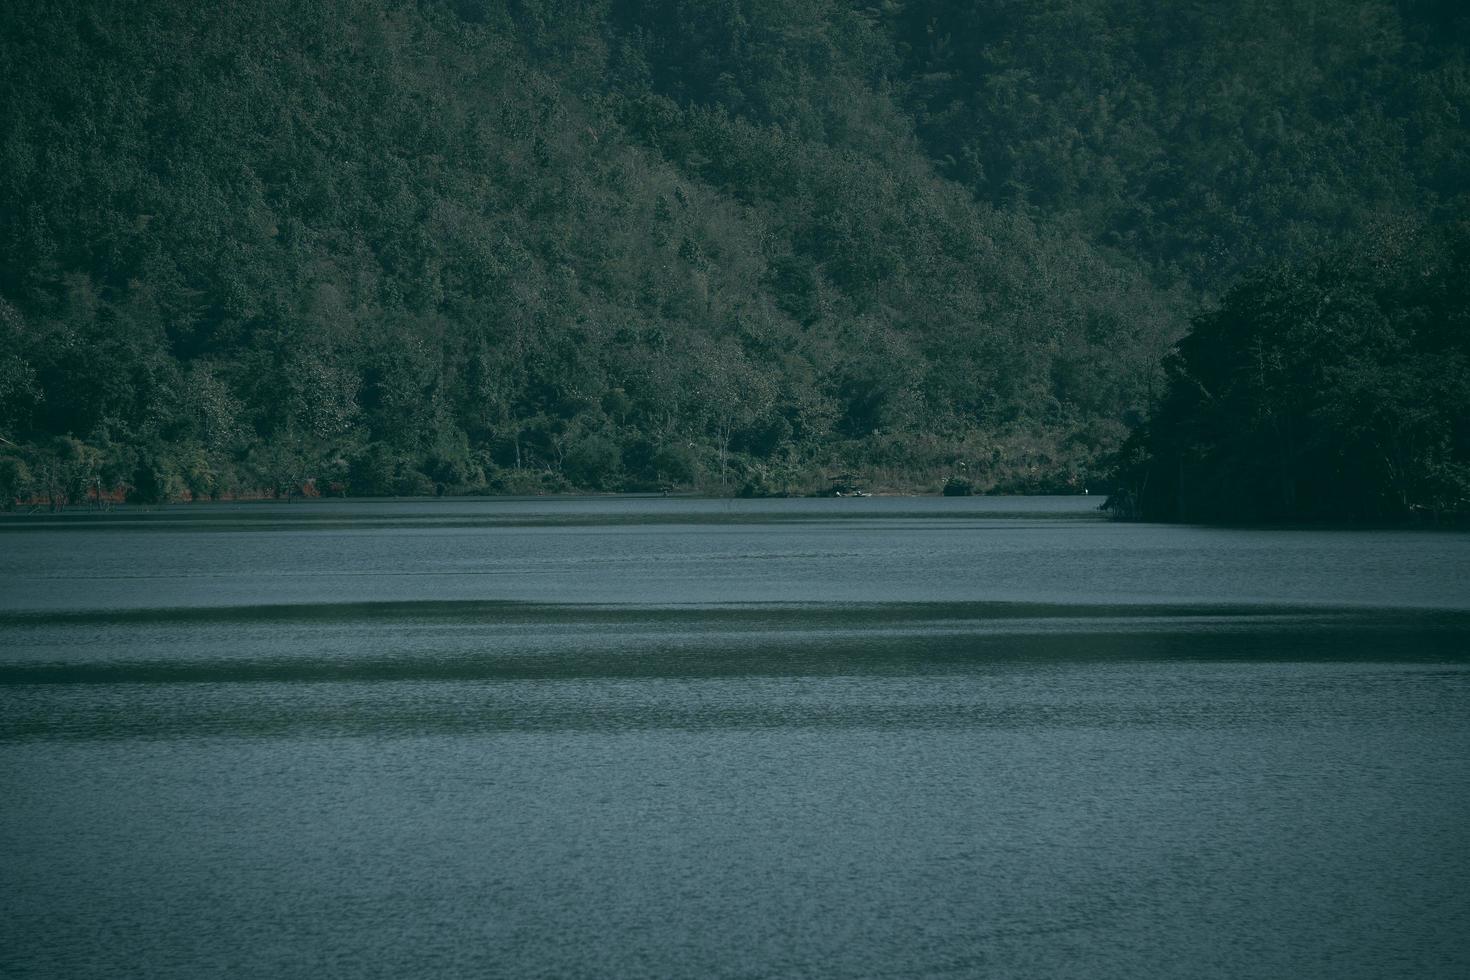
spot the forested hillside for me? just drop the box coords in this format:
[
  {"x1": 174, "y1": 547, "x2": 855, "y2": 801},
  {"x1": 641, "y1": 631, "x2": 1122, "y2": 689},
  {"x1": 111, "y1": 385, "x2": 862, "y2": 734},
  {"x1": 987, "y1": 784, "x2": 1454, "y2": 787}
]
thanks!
[{"x1": 1, "y1": 0, "x2": 1465, "y2": 503}]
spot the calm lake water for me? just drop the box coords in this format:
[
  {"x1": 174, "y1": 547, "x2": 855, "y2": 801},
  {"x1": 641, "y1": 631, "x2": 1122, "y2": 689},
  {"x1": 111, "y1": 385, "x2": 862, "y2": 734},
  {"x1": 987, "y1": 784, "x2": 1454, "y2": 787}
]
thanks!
[{"x1": 2, "y1": 496, "x2": 1468, "y2": 978}]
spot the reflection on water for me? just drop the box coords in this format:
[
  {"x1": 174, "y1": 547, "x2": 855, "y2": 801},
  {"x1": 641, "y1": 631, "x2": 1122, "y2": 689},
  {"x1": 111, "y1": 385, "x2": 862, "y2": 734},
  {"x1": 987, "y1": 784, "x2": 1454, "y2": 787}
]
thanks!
[{"x1": 2, "y1": 497, "x2": 1468, "y2": 978}]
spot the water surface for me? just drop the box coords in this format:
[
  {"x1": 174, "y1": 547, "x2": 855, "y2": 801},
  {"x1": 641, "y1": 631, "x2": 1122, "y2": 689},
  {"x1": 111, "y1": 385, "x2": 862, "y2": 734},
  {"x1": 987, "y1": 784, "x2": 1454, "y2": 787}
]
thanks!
[{"x1": 2, "y1": 497, "x2": 1468, "y2": 977}]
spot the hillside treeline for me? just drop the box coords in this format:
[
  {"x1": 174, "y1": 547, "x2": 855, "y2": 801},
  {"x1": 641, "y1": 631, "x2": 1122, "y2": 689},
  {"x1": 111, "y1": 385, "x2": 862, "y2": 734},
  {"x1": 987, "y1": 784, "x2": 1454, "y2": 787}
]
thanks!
[
  {"x1": 1, "y1": 1, "x2": 1465, "y2": 504},
  {"x1": 1112, "y1": 221, "x2": 1470, "y2": 523}
]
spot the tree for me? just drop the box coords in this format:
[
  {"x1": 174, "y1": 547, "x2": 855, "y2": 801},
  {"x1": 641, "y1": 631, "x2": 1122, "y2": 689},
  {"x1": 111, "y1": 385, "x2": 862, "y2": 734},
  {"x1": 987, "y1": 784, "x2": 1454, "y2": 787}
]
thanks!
[{"x1": 1114, "y1": 225, "x2": 1470, "y2": 522}]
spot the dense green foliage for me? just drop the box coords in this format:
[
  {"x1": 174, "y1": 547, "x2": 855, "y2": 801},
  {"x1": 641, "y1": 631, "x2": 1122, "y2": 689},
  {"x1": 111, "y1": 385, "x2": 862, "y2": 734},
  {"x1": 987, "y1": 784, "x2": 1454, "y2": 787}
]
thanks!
[
  {"x1": 1, "y1": 1, "x2": 1465, "y2": 504},
  {"x1": 1112, "y1": 222, "x2": 1470, "y2": 522},
  {"x1": 891, "y1": 0, "x2": 1470, "y2": 287}
]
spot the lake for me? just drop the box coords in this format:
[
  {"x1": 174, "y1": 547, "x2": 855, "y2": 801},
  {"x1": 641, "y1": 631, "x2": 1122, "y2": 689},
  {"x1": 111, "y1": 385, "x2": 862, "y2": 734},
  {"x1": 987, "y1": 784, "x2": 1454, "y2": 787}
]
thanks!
[{"x1": 2, "y1": 496, "x2": 1468, "y2": 978}]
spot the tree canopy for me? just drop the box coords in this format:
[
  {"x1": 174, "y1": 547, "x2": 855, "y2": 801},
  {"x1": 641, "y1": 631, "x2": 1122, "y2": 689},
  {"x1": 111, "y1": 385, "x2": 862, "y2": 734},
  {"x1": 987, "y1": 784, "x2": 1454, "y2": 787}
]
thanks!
[
  {"x1": 1112, "y1": 221, "x2": 1470, "y2": 522},
  {"x1": 1, "y1": 1, "x2": 1465, "y2": 505}
]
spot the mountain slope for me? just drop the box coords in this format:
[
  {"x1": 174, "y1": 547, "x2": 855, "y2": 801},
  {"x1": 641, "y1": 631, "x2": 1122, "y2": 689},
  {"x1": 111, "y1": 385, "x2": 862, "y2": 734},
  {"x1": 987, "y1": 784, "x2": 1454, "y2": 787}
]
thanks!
[{"x1": 1, "y1": 0, "x2": 1461, "y2": 502}]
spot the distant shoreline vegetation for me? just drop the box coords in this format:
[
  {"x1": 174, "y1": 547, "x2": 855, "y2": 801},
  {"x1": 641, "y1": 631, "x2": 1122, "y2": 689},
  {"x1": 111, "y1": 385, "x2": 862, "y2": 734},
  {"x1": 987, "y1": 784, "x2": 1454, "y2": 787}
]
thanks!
[
  {"x1": 1107, "y1": 224, "x2": 1469, "y2": 525},
  {"x1": 1, "y1": 2, "x2": 1466, "y2": 517},
  {"x1": 0, "y1": 436, "x2": 1092, "y2": 510}
]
